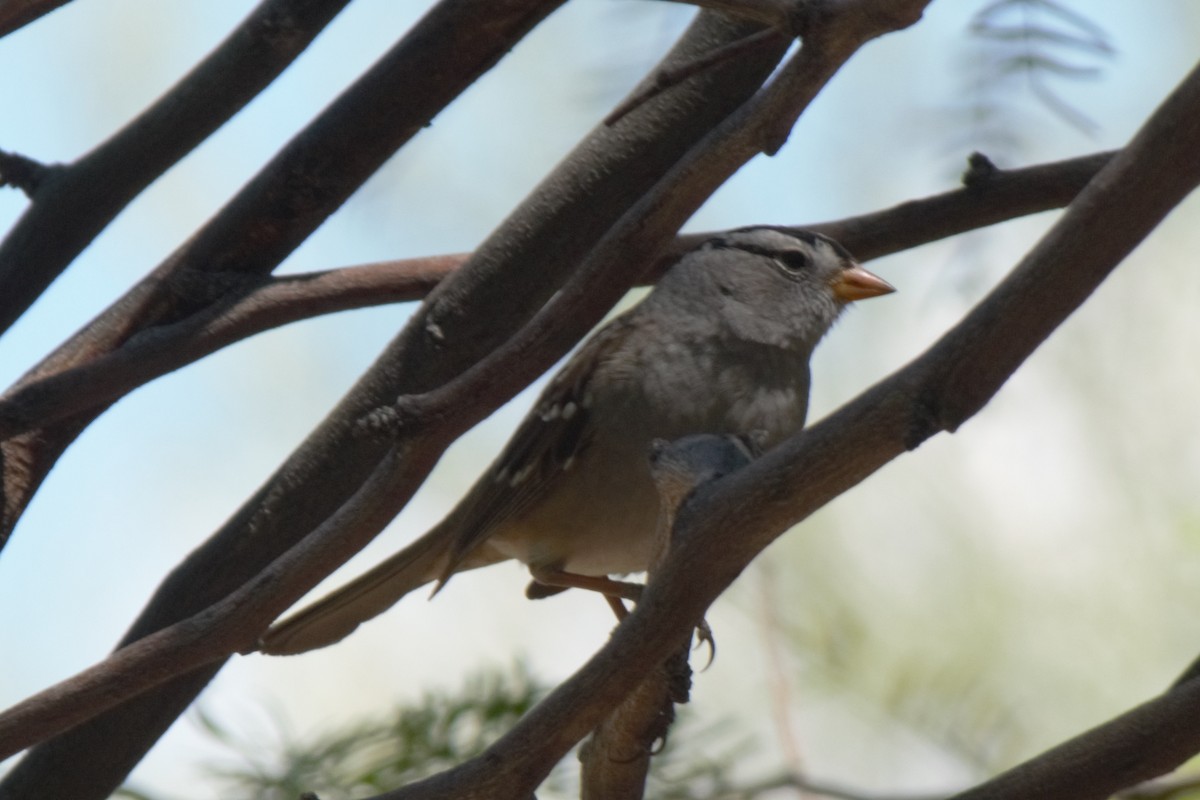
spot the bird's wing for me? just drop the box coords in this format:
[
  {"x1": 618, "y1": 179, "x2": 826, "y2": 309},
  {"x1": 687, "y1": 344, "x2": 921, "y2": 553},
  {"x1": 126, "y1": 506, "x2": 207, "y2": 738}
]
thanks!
[
  {"x1": 433, "y1": 316, "x2": 637, "y2": 586},
  {"x1": 258, "y1": 317, "x2": 638, "y2": 655}
]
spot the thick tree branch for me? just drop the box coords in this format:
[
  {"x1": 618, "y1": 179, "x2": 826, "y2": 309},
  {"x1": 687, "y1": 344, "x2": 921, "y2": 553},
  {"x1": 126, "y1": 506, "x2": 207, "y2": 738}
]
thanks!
[
  {"x1": 947, "y1": 674, "x2": 1200, "y2": 800},
  {"x1": 0, "y1": 12, "x2": 789, "y2": 799},
  {"x1": 0, "y1": 440, "x2": 444, "y2": 759},
  {"x1": 0, "y1": 0, "x2": 354, "y2": 337},
  {"x1": 0, "y1": 148, "x2": 1113, "y2": 443}
]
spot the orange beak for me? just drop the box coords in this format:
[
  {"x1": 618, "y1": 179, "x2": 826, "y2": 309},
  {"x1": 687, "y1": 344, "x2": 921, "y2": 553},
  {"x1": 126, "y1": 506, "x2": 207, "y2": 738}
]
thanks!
[{"x1": 830, "y1": 264, "x2": 895, "y2": 302}]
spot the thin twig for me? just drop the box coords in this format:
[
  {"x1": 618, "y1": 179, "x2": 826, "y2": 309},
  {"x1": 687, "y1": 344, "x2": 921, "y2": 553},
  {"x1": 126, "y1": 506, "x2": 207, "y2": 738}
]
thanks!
[
  {"x1": 0, "y1": 0, "x2": 74, "y2": 38},
  {"x1": 605, "y1": 28, "x2": 785, "y2": 126}
]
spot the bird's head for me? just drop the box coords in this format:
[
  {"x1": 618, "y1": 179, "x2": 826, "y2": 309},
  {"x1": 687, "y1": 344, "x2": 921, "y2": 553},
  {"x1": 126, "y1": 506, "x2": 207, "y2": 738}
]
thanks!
[{"x1": 657, "y1": 226, "x2": 894, "y2": 351}]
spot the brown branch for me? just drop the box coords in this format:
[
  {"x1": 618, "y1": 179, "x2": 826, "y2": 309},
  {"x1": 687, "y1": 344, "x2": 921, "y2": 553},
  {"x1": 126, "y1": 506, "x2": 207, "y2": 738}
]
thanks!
[
  {"x1": 0, "y1": 11, "x2": 790, "y2": 798},
  {"x1": 0, "y1": 440, "x2": 443, "y2": 760},
  {"x1": 0, "y1": 255, "x2": 465, "y2": 440},
  {"x1": 580, "y1": 646, "x2": 690, "y2": 800},
  {"x1": 0, "y1": 0, "x2": 354, "y2": 337},
  {"x1": 0, "y1": 0, "x2": 74, "y2": 39},
  {"x1": 0, "y1": 150, "x2": 53, "y2": 195},
  {"x1": 805, "y1": 149, "x2": 1117, "y2": 261},
  {"x1": 0, "y1": 148, "x2": 1113, "y2": 443},
  {"x1": 368, "y1": 54, "x2": 1200, "y2": 800}
]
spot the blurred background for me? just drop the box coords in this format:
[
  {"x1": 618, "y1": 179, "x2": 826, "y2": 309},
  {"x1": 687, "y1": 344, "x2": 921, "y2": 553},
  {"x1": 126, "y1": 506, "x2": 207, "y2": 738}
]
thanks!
[{"x1": 1, "y1": 1, "x2": 1199, "y2": 797}]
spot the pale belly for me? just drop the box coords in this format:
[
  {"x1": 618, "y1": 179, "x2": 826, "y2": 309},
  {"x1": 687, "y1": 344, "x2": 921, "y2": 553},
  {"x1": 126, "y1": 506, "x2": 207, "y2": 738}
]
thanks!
[
  {"x1": 485, "y1": 381, "x2": 806, "y2": 577},
  {"x1": 487, "y1": 436, "x2": 663, "y2": 576}
]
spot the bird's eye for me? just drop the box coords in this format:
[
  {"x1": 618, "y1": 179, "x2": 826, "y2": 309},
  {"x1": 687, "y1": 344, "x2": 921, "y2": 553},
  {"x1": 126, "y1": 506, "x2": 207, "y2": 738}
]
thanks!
[{"x1": 774, "y1": 249, "x2": 811, "y2": 273}]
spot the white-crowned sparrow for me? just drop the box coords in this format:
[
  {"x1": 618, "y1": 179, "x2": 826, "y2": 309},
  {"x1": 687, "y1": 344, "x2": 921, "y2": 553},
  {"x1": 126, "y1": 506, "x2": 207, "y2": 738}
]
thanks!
[{"x1": 260, "y1": 227, "x2": 894, "y2": 655}]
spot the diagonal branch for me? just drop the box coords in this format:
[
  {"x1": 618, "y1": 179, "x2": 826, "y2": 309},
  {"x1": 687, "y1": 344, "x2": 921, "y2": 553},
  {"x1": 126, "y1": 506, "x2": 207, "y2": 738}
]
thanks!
[
  {"x1": 0, "y1": 0, "x2": 74, "y2": 39},
  {"x1": 0, "y1": 0, "x2": 354, "y2": 336},
  {"x1": 605, "y1": 27, "x2": 787, "y2": 126},
  {"x1": 0, "y1": 441, "x2": 441, "y2": 760}
]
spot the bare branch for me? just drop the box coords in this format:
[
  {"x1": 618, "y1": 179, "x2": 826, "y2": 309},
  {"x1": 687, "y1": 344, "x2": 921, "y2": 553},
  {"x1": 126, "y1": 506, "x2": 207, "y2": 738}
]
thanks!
[
  {"x1": 0, "y1": 255, "x2": 463, "y2": 440},
  {"x1": 0, "y1": 0, "x2": 354, "y2": 336},
  {"x1": 0, "y1": 0, "x2": 74, "y2": 39},
  {"x1": 0, "y1": 150, "x2": 53, "y2": 195},
  {"x1": 605, "y1": 28, "x2": 787, "y2": 126},
  {"x1": 805, "y1": 149, "x2": 1116, "y2": 261}
]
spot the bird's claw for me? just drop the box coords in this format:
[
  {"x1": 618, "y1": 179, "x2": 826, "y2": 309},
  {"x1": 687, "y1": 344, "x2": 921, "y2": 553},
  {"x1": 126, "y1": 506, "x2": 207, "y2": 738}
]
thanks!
[{"x1": 693, "y1": 618, "x2": 716, "y2": 669}]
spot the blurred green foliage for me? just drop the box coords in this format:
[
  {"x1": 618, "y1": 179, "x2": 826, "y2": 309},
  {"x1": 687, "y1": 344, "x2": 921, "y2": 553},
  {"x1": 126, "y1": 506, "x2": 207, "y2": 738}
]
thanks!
[{"x1": 117, "y1": 662, "x2": 771, "y2": 800}]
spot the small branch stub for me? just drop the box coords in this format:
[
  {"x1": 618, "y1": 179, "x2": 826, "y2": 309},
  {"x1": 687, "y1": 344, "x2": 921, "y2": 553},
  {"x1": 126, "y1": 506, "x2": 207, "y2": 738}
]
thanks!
[{"x1": 0, "y1": 150, "x2": 53, "y2": 196}]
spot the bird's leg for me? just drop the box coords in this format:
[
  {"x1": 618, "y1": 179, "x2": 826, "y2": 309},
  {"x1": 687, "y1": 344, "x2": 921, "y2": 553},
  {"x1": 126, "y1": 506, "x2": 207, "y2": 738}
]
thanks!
[
  {"x1": 526, "y1": 566, "x2": 647, "y2": 622},
  {"x1": 527, "y1": 566, "x2": 713, "y2": 659},
  {"x1": 527, "y1": 566, "x2": 644, "y2": 608}
]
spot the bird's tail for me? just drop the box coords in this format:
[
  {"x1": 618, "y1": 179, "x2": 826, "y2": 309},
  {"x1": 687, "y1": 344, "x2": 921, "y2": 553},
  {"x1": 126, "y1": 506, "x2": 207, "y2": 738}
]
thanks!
[{"x1": 258, "y1": 524, "x2": 502, "y2": 656}]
